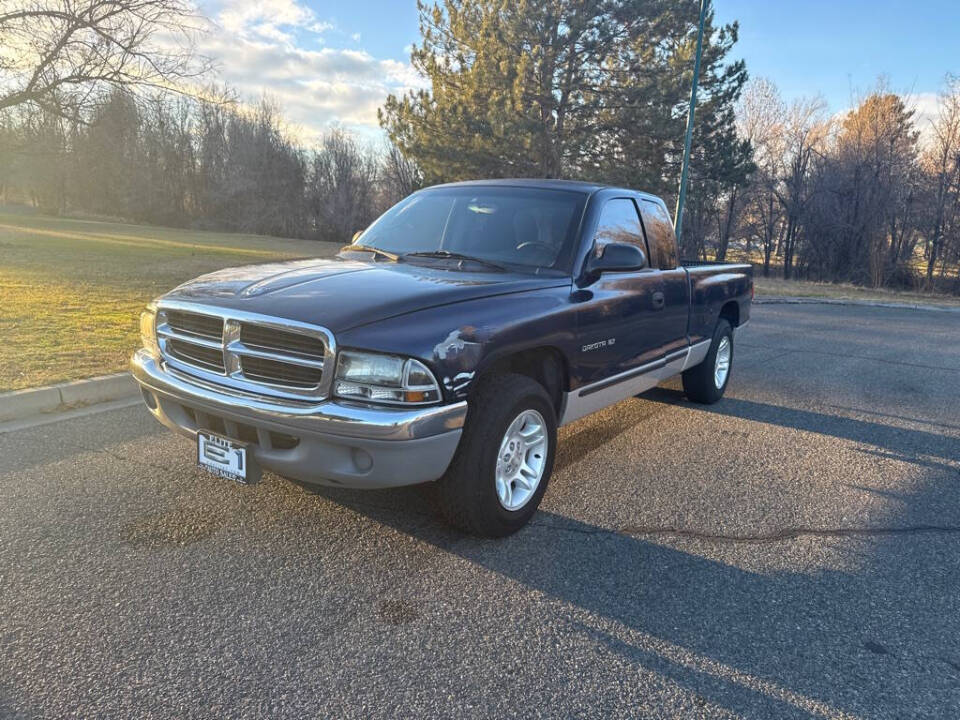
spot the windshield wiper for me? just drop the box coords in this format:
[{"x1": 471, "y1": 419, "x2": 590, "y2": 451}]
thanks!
[
  {"x1": 342, "y1": 244, "x2": 400, "y2": 262},
  {"x1": 402, "y1": 250, "x2": 506, "y2": 271}
]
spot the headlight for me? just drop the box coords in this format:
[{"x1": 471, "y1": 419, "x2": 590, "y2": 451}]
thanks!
[
  {"x1": 334, "y1": 350, "x2": 441, "y2": 405},
  {"x1": 139, "y1": 304, "x2": 160, "y2": 357}
]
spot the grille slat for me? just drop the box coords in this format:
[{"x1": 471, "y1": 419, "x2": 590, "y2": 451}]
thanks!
[
  {"x1": 167, "y1": 338, "x2": 226, "y2": 373},
  {"x1": 165, "y1": 310, "x2": 223, "y2": 341},
  {"x1": 240, "y1": 355, "x2": 323, "y2": 389},
  {"x1": 239, "y1": 324, "x2": 326, "y2": 360},
  {"x1": 233, "y1": 344, "x2": 324, "y2": 369}
]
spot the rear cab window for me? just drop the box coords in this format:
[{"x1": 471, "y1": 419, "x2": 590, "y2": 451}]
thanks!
[{"x1": 638, "y1": 199, "x2": 678, "y2": 270}]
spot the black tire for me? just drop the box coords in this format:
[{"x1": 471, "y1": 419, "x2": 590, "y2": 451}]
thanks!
[
  {"x1": 435, "y1": 373, "x2": 557, "y2": 537},
  {"x1": 682, "y1": 319, "x2": 733, "y2": 404}
]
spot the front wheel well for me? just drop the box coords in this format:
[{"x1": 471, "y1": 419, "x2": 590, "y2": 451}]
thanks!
[{"x1": 477, "y1": 347, "x2": 567, "y2": 416}]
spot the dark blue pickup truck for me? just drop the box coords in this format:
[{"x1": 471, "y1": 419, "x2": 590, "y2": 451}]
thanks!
[{"x1": 132, "y1": 179, "x2": 752, "y2": 535}]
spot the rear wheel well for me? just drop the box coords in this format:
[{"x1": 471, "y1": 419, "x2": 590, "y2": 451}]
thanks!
[
  {"x1": 478, "y1": 348, "x2": 567, "y2": 417},
  {"x1": 719, "y1": 301, "x2": 740, "y2": 328}
]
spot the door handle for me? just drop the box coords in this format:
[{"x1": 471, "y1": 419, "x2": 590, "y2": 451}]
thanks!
[{"x1": 651, "y1": 291, "x2": 665, "y2": 310}]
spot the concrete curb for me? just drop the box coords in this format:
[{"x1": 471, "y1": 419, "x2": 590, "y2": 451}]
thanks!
[
  {"x1": 0, "y1": 372, "x2": 138, "y2": 423},
  {"x1": 756, "y1": 295, "x2": 960, "y2": 314}
]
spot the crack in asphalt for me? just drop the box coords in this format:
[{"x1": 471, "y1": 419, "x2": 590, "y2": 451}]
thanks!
[
  {"x1": 87, "y1": 445, "x2": 178, "y2": 474},
  {"x1": 42, "y1": 439, "x2": 192, "y2": 478},
  {"x1": 532, "y1": 521, "x2": 960, "y2": 544}
]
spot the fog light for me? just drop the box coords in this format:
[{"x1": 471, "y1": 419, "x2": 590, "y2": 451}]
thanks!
[
  {"x1": 351, "y1": 447, "x2": 373, "y2": 472},
  {"x1": 141, "y1": 388, "x2": 158, "y2": 410}
]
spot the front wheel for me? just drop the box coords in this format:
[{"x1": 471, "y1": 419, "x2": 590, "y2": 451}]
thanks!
[
  {"x1": 435, "y1": 373, "x2": 557, "y2": 537},
  {"x1": 682, "y1": 319, "x2": 733, "y2": 404}
]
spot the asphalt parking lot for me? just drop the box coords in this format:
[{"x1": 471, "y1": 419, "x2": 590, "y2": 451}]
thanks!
[{"x1": 1, "y1": 303, "x2": 959, "y2": 719}]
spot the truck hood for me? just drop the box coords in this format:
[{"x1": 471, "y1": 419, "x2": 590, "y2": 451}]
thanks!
[{"x1": 163, "y1": 257, "x2": 569, "y2": 333}]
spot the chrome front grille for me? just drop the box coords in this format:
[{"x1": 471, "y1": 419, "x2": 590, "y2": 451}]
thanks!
[{"x1": 155, "y1": 303, "x2": 335, "y2": 401}]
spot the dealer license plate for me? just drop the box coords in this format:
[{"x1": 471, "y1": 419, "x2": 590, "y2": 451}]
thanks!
[{"x1": 197, "y1": 431, "x2": 260, "y2": 484}]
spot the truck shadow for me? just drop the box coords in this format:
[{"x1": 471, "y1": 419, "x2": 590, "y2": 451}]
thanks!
[
  {"x1": 315, "y1": 391, "x2": 960, "y2": 718},
  {"x1": 642, "y1": 386, "x2": 960, "y2": 464}
]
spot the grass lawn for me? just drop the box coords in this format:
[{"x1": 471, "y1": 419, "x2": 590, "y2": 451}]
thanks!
[
  {"x1": 753, "y1": 276, "x2": 960, "y2": 308},
  {"x1": 0, "y1": 211, "x2": 339, "y2": 392}
]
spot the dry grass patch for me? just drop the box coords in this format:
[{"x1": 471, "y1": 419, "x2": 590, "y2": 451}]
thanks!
[{"x1": 754, "y1": 276, "x2": 960, "y2": 308}]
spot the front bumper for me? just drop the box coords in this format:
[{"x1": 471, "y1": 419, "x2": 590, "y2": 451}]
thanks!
[{"x1": 130, "y1": 349, "x2": 466, "y2": 488}]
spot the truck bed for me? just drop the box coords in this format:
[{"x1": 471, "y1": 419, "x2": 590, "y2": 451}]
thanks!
[
  {"x1": 680, "y1": 258, "x2": 753, "y2": 269},
  {"x1": 681, "y1": 260, "x2": 753, "y2": 344}
]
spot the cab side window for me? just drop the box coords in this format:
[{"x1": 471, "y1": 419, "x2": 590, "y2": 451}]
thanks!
[
  {"x1": 593, "y1": 198, "x2": 648, "y2": 262},
  {"x1": 639, "y1": 199, "x2": 678, "y2": 270}
]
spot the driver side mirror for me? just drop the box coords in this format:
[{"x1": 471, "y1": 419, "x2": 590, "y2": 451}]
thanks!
[{"x1": 585, "y1": 241, "x2": 647, "y2": 278}]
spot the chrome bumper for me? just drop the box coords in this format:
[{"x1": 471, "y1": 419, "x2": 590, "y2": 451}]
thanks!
[{"x1": 130, "y1": 349, "x2": 466, "y2": 488}]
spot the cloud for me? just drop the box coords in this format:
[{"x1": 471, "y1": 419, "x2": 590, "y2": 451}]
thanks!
[
  {"x1": 215, "y1": 0, "x2": 331, "y2": 42},
  {"x1": 196, "y1": 0, "x2": 424, "y2": 141},
  {"x1": 908, "y1": 92, "x2": 939, "y2": 133}
]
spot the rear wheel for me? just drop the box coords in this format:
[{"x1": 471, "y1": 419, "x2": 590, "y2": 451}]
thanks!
[
  {"x1": 435, "y1": 373, "x2": 556, "y2": 537},
  {"x1": 682, "y1": 318, "x2": 733, "y2": 404}
]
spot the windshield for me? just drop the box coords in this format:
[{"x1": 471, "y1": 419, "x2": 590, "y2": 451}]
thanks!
[{"x1": 353, "y1": 186, "x2": 587, "y2": 272}]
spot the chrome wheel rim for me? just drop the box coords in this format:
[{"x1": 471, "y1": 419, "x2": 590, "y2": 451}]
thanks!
[
  {"x1": 714, "y1": 335, "x2": 731, "y2": 389},
  {"x1": 495, "y1": 409, "x2": 548, "y2": 511}
]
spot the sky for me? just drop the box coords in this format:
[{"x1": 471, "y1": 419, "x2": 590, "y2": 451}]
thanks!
[{"x1": 194, "y1": 0, "x2": 960, "y2": 141}]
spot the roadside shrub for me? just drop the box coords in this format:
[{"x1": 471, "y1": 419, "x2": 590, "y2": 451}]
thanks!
[{"x1": 884, "y1": 263, "x2": 920, "y2": 291}]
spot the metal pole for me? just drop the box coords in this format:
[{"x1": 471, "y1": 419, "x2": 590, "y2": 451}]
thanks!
[{"x1": 674, "y1": 0, "x2": 709, "y2": 240}]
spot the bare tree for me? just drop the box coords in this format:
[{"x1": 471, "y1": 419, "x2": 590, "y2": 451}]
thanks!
[
  {"x1": 381, "y1": 143, "x2": 421, "y2": 206},
  {"x1": 775, "y1": 96, "x2": 829, "y2": 279},
  {"x1": 11, "y1": 102, "x2": 69, "y2": 212},
  {"x1": 922, "y1": 75, "x2": 960, "y2": 287},
  {"x1": 307, "y1": 130, "x2": 380, "y2": 243},
  {"x1": 736, "y1": 77, "x2": 785, "y2": 275},
  {"x1": 0, "y1": 0, "x2": 209, "y2": 117}
]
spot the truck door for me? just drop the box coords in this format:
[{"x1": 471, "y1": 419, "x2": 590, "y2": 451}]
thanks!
[{"x1": 574, "y1": 197, "x2": 671, "y2": 387}]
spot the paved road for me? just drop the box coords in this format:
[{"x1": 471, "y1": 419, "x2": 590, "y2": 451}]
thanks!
[{"x1": 2, "y1": 304, "x2": 959, "y2": 719}]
